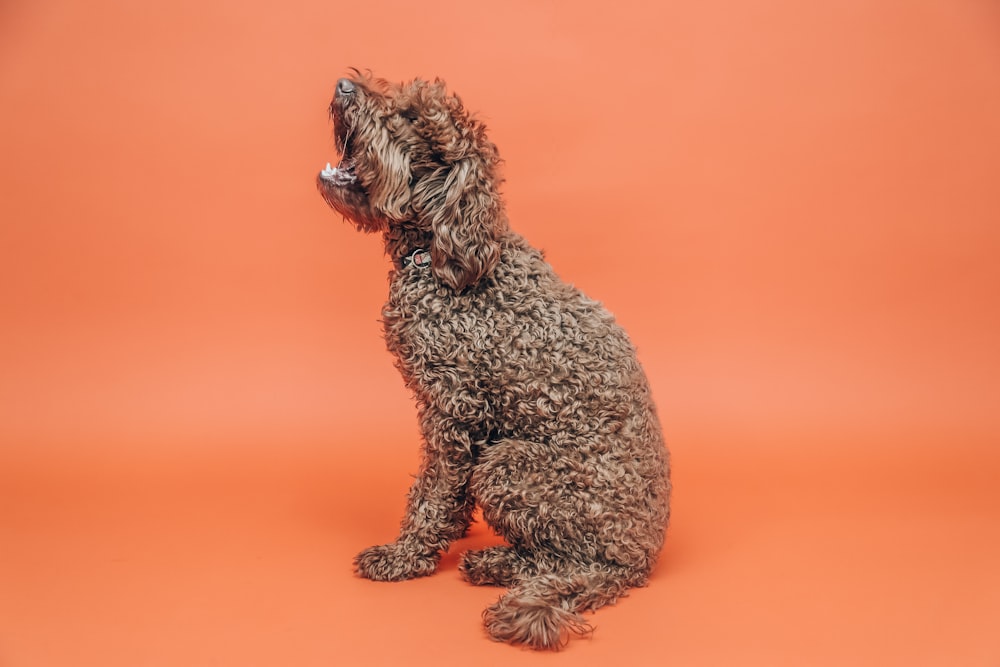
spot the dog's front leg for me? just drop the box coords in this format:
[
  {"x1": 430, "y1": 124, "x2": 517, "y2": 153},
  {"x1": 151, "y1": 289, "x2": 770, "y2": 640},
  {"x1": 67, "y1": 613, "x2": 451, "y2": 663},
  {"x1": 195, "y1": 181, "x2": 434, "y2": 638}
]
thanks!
[{"x1": 354, "y1": 409, "x2": 477, "y2": 581}]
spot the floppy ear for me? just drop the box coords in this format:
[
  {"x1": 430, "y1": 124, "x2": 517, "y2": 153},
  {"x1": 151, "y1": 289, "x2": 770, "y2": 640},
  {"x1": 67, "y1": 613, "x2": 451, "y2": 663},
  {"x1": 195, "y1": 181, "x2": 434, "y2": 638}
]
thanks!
[{"x1": 424, "y1": 159, "x2": 502, "y2": 291}]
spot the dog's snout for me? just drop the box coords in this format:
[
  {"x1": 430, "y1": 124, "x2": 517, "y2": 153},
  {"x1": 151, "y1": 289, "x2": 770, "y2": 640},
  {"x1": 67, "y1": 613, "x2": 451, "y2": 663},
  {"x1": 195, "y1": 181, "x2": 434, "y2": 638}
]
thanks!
[{"x1": 336, "y1": 78, "x2": 356, "y2": 97}]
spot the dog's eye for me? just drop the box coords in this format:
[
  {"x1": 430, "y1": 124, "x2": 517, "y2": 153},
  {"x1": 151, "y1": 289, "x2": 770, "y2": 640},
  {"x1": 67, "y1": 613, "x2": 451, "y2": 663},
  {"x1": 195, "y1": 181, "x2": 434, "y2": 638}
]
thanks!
[{"x1": 401, "y1": 109, "x2": 419, "y2": 124}]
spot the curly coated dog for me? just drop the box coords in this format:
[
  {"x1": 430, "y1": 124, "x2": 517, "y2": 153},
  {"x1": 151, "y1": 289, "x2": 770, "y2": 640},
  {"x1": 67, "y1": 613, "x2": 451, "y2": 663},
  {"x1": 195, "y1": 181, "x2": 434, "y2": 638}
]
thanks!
[{"x1": 316, "y1": 71, "x2": 671, "y2": 650}]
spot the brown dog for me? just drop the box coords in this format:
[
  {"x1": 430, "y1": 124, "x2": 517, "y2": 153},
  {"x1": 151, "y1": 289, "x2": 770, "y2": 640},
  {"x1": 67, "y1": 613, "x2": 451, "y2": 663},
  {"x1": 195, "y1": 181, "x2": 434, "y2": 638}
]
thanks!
[{"x1": 317, "y1": 71, "x2": 670, "y2": 650}]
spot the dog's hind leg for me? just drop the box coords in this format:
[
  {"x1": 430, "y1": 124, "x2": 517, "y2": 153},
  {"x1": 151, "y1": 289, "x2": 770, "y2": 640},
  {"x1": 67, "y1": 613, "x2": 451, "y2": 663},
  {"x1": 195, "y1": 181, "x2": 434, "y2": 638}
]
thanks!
[
  {"x1": 482, "y1": 564, "x2": 638, "y2": 650},
  {"x1": 468, "y1": 436, "x2": 658, "y2": 648}
]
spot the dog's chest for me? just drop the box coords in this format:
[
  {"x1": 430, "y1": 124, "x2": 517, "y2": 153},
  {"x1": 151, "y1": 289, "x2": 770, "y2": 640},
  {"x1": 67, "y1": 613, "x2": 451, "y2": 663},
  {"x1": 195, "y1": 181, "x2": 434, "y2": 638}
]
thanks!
[
  {"x1": 379, "y1": 264, "x2": 604, "y2": 391},
  {"x1": 382, "y1": 274, "x2": 507, "y2": 381}
]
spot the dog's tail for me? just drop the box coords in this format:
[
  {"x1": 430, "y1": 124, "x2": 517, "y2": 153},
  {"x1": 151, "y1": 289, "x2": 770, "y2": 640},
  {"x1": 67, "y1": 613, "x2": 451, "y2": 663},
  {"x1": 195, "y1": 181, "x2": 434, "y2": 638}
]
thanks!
[{"x1": 482, "y1": 565, "x2": 639, "y2": 650}]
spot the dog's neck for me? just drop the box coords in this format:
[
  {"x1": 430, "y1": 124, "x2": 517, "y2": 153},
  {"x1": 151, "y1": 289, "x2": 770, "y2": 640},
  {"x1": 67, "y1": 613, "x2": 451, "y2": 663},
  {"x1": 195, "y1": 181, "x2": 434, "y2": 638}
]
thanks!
[{"x1": 384, "y1": 225, "x2": 433, "y2": 268}]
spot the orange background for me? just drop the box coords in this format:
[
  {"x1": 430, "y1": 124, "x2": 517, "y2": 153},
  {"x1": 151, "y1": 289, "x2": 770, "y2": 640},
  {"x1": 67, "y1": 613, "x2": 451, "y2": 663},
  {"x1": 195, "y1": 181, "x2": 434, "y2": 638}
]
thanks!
[{"x1": 1, "y1": 1, "x2": 999, "y2": 665}]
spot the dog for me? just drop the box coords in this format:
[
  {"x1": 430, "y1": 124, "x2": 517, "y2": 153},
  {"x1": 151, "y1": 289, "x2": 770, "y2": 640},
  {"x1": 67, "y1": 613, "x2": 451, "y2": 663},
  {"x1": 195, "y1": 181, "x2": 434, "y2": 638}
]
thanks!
[{"x1": 317, "y1": 71, "x2": 670, "y2": 650}]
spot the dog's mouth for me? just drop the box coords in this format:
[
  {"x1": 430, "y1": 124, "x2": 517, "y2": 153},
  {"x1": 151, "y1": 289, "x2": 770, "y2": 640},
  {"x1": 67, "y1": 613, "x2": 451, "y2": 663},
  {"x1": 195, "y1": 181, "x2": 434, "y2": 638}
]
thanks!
[
  {"x1": 319, "y1": 157, "x2": 357, "y2": 186},
  {"x1": 320, "y1": 103, "x2": 360, "y2": 187}
]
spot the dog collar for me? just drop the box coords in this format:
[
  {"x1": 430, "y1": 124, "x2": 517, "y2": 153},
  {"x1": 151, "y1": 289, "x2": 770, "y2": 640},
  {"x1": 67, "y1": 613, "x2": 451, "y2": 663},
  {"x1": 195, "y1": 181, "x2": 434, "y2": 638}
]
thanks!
[{"x1": 400, "y1": 248, "x2": 432, "y2": 270}]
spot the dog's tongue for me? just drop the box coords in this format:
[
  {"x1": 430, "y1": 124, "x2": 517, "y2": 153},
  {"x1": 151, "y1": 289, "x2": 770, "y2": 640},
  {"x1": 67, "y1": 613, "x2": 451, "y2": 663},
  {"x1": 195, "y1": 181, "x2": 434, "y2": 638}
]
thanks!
[{"x1": 320, "y1": 159, "x2": 357, "y2": 185}]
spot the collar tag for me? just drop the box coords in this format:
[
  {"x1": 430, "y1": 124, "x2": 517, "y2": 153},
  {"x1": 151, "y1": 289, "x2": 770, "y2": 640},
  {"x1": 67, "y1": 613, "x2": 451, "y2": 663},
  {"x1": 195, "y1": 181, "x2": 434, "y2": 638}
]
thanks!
[{"x1": 402, "y1": 248, "x2": 432, "y2": 269}]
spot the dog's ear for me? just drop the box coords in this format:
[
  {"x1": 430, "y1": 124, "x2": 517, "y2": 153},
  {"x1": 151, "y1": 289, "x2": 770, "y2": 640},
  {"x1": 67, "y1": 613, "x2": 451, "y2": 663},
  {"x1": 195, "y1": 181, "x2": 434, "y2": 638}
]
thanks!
[{"x1": 422, "y1": 158, "x2": 503, "y2": 291}]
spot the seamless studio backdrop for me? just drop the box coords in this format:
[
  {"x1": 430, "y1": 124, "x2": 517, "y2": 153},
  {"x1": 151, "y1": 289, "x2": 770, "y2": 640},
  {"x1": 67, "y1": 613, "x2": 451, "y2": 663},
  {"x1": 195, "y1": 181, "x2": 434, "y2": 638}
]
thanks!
[{"x1": 1, "y1": 1, "x2": 998, "y2": 666}]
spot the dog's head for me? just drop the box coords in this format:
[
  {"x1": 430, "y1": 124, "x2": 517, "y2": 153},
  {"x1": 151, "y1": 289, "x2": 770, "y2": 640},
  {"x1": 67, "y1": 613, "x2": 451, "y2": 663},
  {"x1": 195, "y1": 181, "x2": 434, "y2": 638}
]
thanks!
[{"x1": 317, "y1": 71, "x2": 506, "y2": 291}]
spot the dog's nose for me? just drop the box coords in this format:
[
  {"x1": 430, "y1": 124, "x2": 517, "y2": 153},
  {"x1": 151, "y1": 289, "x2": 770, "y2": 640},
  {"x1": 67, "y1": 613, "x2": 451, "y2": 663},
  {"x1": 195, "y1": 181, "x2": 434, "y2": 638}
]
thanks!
[{"x1": 336, "y1": 78, "x2": 355, "y2": 97}]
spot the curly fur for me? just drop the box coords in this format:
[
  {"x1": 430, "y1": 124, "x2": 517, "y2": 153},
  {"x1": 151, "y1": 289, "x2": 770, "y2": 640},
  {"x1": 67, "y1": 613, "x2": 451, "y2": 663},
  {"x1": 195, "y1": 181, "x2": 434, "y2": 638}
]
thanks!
[{"x1": 317, "y1": 70, "x2": 671, "y2": 650}]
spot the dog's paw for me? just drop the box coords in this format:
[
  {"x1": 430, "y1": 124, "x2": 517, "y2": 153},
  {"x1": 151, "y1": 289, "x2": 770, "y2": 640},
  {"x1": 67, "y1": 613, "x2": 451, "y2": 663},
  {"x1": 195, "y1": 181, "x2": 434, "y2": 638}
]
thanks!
[
  {"x1": 484, "y1": 592, "x2": 592, "y2": 651},
  {"x1": 459, "y1": 546, "x2": 531, "y2": 587},
  {"x1": 354, "y1": 542, "x2": 439, "y2": 581}
]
